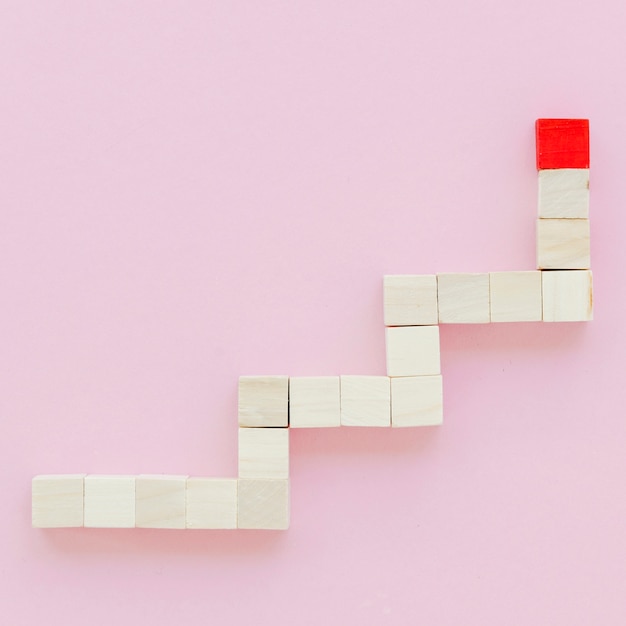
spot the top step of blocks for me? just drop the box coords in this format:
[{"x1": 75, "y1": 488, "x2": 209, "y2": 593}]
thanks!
[{"x1": 536, "y1": 119, "x2": 589, "y2": 170}]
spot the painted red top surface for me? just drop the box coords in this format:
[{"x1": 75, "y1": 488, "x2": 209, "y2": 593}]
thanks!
[{"x1": 535, "y1": 118, "x2": 590, "y2": 170}]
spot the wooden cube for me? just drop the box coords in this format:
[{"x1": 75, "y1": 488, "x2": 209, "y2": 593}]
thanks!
[
  {"x1": 289, "y1": 376, "x2": 340, "y2": 428},
  {"x1": 383, "y1": 274, "x2": 438, "y2": 326},
  {"x1": 238, "y1": 427, "x2": 289, "y2": 479},
  {"x1": 437, "y1": 273, "x2": 490, "y2": 323},
  {"x1": 238, "y1": 376, "x2": 289, "y2": 427},
  {"x1": 84, "y1": 475, "x2": 135, "y2": 528},
  {"x1": 186, "y1": 478, "x2": 237, "y2": 529},
  {"x1": 340, "y1": 376, "x2": 390, "y2": 427},
  {"x1": 537, "y1": 219, "x2": 590, "y2": 269},
  {"x1": 489, "y1": 271, "x2": 542, "y2": 322},
  {"x1": 238, "y1": 479, "x2": 290, "y2": 530},
  {"x1": 542, "y1": 270, "x2": 593, "y2": 322},
  {"x1": 385, "y1": 325, "x2": 440, "y2": 377},
  {"x1": 536, "y1": 119, "x2": 589, "y2": 170},
  {"x1": 538, "y1": 169, "x2": 589, "y2": 219},
  {"x1": 32, "y1": 474, "x2": 85, "y2": 528},
  {"x1": 135, "y1": 475, "x2": 187, "y2": 529},
  {"x1": 391, "y1": 376, "x2": 443, "y2": 427}
]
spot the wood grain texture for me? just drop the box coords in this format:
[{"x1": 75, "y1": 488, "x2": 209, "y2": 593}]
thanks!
[
  {"x1": 437, "y1": 273, "x2": 490, "y2": 323},
  {"x1": 238, "y1": 427, "x2": 289, "y2": 479},
  {"x1": 536, "y1": 218, "x2": 590, "y2": 269},
  {"x1": 135, "y1": 475, "x2": 187, "y2": 529},
  {"x1": 489, "y1": 271, "x2": 542, "y2": 322},
  {"x1": 238, "y1": 376, "x2": 289, "y2": 427},
  {"x1": 32, "y1": 474, "x2": 85, "y2": 528},
  {"x1": 289, "y1": 376, "x2": 340, "y2": 428},
  {"x1": 538, "y1": 168, "x2": 589, "y2": 219},
  {"x1": 238, "y1": 479, "x2": 290, "y2": 530},
  {"x1": 340, "y1": 376, "x2": 390, "y2": 427},
  {"x1": 391, "y1": 375, "x2": 443, "y2": 427},
  {"x1": 385, "y1": 325, "x2": 440, "y2": 377},
  {"x1": 84, "y1": 475, "x2": 135, "y2": 528},
  {"x1": 383, "y1": 274, "x2": 438, "y2": 326},
  {"x1": 542, "y1": 270, "x2": 593, "y2": 322},
  {"x1": 186, "y1": 478, "x2": 237, "y2": 529}
]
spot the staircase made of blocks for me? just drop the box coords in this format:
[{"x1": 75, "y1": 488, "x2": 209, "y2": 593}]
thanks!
[{"x1": 31, "y1": 118, "x2": 593, "y2": 531}]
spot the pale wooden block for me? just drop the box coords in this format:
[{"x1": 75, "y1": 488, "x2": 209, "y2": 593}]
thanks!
[
  {"x1": 391, "y1": 375, "x2": 443, "y2": 427},
  {"x1": 84, "y1": 475, "x2": 135, "y2": 528},
  {"x1": 538, "y1": 168, "x2": 589, "y2": 219},
  {"x1": 383, "y1": 274, "x2": 438, "y2": 326},
  {"x1": 437, "y1": 273, "x2": 490, "y2": 323},
  {"x1": 340, "y1": 376, "x2": 390, "y2": 427},
  {"x1": 489, "y1": 271, "x2": 542, "y2": 322},
  {"x1": 135, "y1": 475, "x2": 187, "y2": 529},
  {"x1": 238, "y1": 427, "x2": 289, "y2": 479},
  {"x1": 289, "y1": 376, "x2": 340, "y2": 428},
  {"x1": 32, "y1": 474, "x2": 85, "y2": 528},
  {"x1": 536, "y1": 219, "x2": 590, "y2": 269},
  {"x1": 186, "y1": 478, "x2": 237, "y2": 529},
  {"x1": 238, "y1": 479, "x2": 290, "y2": 530},
  {"x1": 542, "y1": 270, "x2": 593, "y2": 322},
  {"x1": 238, "y1": 376, "x2": 289, "y2": 427},
  {"x1": 385, "y1": 325, "x2": 440, "y2": 377}
]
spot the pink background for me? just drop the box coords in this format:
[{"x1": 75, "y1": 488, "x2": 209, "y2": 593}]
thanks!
[{"x1": 2, "y1": 2, "x2": 625, "y2": 623}]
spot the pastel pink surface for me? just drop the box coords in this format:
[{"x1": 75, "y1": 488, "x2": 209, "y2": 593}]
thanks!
[{"x1": 1, "y1": 2, "x2": 625, "y2": 624}]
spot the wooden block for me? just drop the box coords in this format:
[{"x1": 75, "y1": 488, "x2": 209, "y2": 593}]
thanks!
[
  {"x1": 186, "y1": 478, "x2": 237, "y2": 529},
  {"x1": 383, "y1": 274, "x2": 438, "y2": 326},
  {"x1": 32, "y1": 474, "x2": 85, "y2": 528},
  {"x1": 542, "y1": 270, "x2": 593, "y2": 322},
  {"x1": 238, "y1": 427, "x2": 289, "y2": 479},
  {"x1": 385, "y1": 325, "x2": 440, "y2": 377},
  {"x1": 238, "y1": 376, "x2": 289, "y2": 427},
  {"x1": 437, "y1": 273, "x2": 490, "y2": 323},
  {"x1": 289, "y1": 376, "x2": 340, "y2": 428},
  {"x1": 537, "y1": 219, "x2": 590, "y2": 269},
  {"x1": 391, "y1": 375, "x2": 443, "y2": 427},
  {"x1": 536, "y1": 119, "x2": 589, "y2": 170},
  {"x1": 538, "y1": 169, "x2": 589, "y2": 218},
  {"x1": 238, "y1": 479, "x2": 290, "y2": 530},
  {"x1": 340, "y1": 376, "x2": 390, "y2": 427},
  {"x1": 84, "y1": 475, "x2": 135, "y2": 528},
  {"x1": 135, "y1": 475, "x2": 187, "y2": 529},
  {"x1": 489, "y1": 271, "x2": 542, "y2": 322}
]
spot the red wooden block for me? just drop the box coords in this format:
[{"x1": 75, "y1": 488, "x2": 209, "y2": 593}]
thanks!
[{"x1": 535, "y1": 119, "x2": 589, "y2": 170}]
